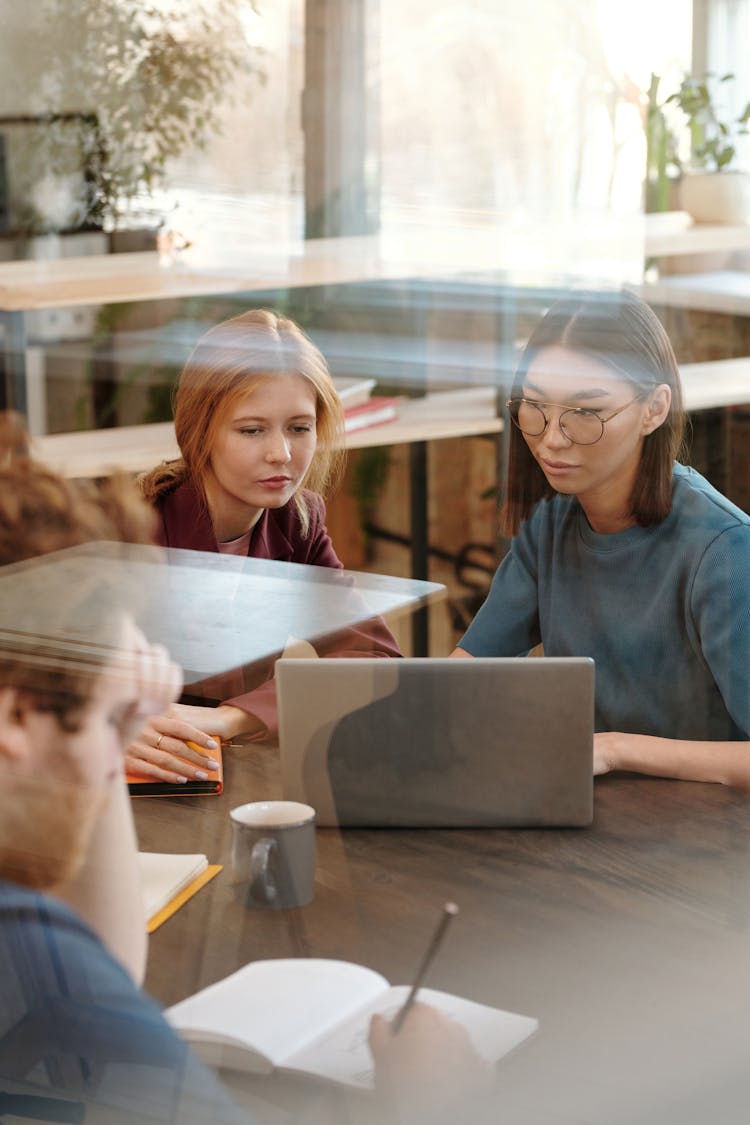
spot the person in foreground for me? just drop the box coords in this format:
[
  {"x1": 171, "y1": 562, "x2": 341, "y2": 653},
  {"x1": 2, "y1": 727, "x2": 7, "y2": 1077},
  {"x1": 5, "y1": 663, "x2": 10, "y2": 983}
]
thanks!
[
  {"x1": 0, "y1": 420, "x2": 494, "y2": 1124},
  {"x1": 0, "y1": 419, "x2": 178, "y2": 988},
  {"x1": 454, "y1": 289, "x2": 750, "y2": 786},
  {"x1": 129, "y1": 308, "x2": 400, "y2": 784}
]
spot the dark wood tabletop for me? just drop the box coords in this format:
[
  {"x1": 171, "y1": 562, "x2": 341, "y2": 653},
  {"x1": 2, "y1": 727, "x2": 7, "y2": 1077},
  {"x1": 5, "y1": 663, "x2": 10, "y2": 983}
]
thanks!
[{"x1": 136, "y1": 744, "x2": 750, "y2": 1125}]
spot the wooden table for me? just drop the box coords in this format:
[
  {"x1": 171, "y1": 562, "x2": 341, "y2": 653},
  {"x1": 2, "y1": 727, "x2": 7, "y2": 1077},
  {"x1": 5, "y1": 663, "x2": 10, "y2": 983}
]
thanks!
[{"x1": 136, "y1": 744, "x2": 750, "y2": 1125}]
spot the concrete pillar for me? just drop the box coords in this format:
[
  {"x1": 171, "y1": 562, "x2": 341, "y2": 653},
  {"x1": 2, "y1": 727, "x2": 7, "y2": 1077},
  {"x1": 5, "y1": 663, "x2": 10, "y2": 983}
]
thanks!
[{"x1": 303, "y1": 0, "x2": 380, "y2": 238}]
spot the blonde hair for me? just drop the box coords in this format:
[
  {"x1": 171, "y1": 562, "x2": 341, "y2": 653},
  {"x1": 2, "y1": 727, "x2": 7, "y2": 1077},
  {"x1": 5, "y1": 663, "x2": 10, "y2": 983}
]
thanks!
[{"x1": 140, "y1": 309, "x2": 345, "y2": 536}]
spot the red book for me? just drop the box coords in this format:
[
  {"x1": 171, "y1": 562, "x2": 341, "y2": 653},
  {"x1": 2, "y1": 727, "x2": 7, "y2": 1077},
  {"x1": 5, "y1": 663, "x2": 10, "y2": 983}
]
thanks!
[{"x1": 344, "y1": 396, "x2": 401, "y2": 434}]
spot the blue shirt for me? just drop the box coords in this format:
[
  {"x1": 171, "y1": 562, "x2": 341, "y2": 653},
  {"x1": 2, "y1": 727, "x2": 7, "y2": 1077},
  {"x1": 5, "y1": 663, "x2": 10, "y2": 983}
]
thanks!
[
  {"x1": 460, "y1": 464, "x2": 750, "y2": 740},
  {"x1": 0, "y1": 880, "x2": 248, "y2": 1124}
]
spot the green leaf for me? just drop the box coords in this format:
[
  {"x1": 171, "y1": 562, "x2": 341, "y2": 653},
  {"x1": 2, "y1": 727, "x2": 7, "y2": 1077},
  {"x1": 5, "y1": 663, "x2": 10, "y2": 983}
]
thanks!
[{"x1": 717, "y1": 146, "x2": 735, "y2": 169}]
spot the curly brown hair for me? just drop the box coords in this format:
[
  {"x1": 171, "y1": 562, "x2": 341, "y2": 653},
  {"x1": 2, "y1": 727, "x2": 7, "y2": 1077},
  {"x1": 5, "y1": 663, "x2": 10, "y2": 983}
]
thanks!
[{"x1": 0, "y1": 411, "x2": 156, "y2": 725}]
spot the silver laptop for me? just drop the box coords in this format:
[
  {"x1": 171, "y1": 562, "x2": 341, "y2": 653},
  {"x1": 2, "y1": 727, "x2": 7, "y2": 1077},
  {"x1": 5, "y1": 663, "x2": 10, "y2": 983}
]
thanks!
[{"x1": 276, "y1": 657, "x2": 594, "y2": 827}]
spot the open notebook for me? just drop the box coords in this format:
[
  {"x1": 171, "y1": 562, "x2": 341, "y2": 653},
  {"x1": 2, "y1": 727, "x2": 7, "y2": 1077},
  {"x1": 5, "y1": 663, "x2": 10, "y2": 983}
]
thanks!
[{"x1": 167, "y1": 959, "x2": 538, "y2": 1090}]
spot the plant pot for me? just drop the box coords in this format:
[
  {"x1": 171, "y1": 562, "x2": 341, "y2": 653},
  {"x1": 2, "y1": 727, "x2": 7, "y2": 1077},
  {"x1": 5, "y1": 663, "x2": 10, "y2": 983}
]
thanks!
[
  {"x1": 679, "y1": 172, "x2": 750, "y2": 225},
  {"x1": 108, "y1": 226, "x2": 160, "y2": 254}
]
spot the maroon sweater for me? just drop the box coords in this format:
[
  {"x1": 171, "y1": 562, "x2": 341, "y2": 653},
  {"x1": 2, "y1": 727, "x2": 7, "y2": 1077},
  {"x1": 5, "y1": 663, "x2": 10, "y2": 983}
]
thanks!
[{"x1": 154, "y1": 479, "x2": 401, "y2": 737}]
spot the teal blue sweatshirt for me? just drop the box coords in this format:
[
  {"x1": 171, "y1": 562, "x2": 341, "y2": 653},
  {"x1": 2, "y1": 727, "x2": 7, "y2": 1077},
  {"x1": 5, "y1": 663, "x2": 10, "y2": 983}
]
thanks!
[{"x1": 460, "y1": 464, "x2": 750, "y2": 741}]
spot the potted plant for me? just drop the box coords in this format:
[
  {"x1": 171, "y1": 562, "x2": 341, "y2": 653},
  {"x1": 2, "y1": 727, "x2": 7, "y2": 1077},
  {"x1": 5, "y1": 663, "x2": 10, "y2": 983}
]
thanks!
[
  {"x1": 665, "y1": 72, "x2": 750, "y2": 223},
  {"x1": 10, "y1": 0, "x2": 262, "y2": 240},
  {"x1": 644, "y1": 73, "x2": 681, "y2": 213}
]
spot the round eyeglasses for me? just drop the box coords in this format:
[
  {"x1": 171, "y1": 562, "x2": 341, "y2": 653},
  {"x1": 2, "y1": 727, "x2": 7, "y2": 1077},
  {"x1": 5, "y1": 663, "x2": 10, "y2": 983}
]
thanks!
[{"x1": 505, "y1": 395, "x2": 644, "y2": 446}]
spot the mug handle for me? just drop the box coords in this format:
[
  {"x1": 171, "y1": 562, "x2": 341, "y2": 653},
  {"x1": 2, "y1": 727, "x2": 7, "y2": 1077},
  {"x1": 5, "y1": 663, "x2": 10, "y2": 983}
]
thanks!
[{"x1": 250, "y1": 837, "x2": 277, "y2": 902}]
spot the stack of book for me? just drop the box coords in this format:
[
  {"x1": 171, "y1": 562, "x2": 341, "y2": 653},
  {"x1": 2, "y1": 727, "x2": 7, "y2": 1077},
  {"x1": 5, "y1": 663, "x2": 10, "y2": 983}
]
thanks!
[
  {"x1": 138, "y1": 852, "x2": 221, "y2": 932},
  {"x1": 333, "y1": 376, "x2": 401, "y2": 434}
]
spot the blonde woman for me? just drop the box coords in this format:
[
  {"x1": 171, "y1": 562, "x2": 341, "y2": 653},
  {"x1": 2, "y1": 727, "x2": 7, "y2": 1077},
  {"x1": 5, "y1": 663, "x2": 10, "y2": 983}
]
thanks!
[{"x1": 129, "y1": 310, "x2": 400, "y2": 783}]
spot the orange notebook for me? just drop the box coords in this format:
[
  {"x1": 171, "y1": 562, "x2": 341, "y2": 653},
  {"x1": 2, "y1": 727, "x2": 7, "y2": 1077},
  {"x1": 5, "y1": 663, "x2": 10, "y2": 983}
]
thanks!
[{"x1": 127, "y1": 741, "x2": 224, "y2": 797}]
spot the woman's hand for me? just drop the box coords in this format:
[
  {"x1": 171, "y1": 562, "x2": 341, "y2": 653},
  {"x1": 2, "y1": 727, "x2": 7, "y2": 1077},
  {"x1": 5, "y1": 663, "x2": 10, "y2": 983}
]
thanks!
[
  {"x1": 124, "y1": 703, "x2": 261, "y2": 783},
  {"x1": 593, "y1": 731, "x2": 750, "y2": 787},
  {"x1": 125, "y1": 706, "x2": 222, "y2": 784}
]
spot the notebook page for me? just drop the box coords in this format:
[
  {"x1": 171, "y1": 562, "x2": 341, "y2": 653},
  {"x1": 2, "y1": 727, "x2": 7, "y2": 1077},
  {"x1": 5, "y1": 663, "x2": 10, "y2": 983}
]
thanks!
[{"x1": 285, "y1": 985, "x2": 539, "y2": 1090}]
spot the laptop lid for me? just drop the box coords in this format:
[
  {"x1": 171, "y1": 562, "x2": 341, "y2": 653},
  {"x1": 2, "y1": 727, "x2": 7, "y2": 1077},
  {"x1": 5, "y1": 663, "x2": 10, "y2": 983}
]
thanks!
[{"x1": 277, "y1": 657, "x2": 594, "y2": 828}]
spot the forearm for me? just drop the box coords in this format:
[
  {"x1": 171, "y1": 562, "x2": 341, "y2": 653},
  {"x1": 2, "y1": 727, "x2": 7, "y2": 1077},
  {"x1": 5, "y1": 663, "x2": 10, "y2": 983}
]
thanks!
[
  {"x1": 213, "y1": 703, "x2": 267, "y2": 740},
  {"x1": 317, "y1": 617, "x2": 402, "y2": 660},
  {"x1": 596, "y1": 732, "x2": 750, "y2": 788},
  {"x1": 53, "y1": 775, "x2": 148, "y2": 984}
]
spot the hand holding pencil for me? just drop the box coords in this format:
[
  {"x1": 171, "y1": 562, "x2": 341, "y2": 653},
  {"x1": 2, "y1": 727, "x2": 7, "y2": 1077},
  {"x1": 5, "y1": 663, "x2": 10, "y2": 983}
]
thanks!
[
  {"x1": 391, "y1": 901, "x2": 459, "y2": 1033},
  {"x1": 368, "y1": 905, "x2": 496, "y2": 1121}
]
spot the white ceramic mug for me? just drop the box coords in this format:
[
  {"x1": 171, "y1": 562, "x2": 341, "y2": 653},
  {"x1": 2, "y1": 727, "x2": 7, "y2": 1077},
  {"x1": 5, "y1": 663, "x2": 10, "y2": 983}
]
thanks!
[{"x1": 230, "y1": 801, "x2": 316, "y2": 909}]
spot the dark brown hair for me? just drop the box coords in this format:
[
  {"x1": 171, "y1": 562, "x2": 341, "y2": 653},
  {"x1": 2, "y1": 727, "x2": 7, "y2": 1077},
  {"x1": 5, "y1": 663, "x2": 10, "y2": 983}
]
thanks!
[
  {"x1": 140, "y1": 309, "x2": 345, "y2": 536},
  {"x1": 502, "y1": 289, "x2": 686, "y2": 536}
]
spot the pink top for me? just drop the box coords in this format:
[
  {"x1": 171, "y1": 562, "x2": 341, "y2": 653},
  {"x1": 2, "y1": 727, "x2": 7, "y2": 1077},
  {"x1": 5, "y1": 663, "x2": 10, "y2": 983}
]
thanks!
[
  {"x1": 153, "y1": 480, "x2": 401, "y2": 739},
  {"x1": 217, "y1": 531, "x2": 252, "y2": 557}
]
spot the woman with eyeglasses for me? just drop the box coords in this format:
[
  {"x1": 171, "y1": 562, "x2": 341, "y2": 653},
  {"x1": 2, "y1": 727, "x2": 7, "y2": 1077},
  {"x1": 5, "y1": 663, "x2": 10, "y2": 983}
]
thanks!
[{"x1": 454, "y1": 288, "x2": 750, "y2": 787}]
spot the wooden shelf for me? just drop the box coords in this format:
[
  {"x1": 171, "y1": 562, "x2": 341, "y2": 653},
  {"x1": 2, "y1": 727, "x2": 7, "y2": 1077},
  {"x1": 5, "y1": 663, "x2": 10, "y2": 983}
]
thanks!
[
  {"x1": 644, "y1": 212, "x2": 750, "y2": 258},
  {"x1": 33, "y1": 388, "x2": 502, "y2": 480},
  {"x1": 639, "y1": 270, "x2": 750, "y2": 316}
]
